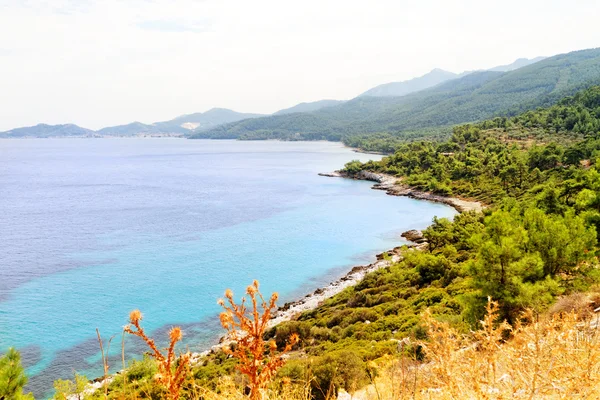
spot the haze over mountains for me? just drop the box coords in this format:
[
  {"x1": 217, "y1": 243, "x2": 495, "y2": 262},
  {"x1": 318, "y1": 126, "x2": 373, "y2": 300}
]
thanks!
[{"x1": 3, "y1": 53, "x2": 590, "y2": 140}]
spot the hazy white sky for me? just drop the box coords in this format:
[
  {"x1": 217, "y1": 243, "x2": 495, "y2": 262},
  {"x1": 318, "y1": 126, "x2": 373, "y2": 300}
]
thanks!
[{"x1": 0, "y1": 0, "x2": 599, "y2": 130}]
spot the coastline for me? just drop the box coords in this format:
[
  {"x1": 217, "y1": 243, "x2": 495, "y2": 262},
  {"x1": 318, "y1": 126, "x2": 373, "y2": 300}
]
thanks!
[
  {"x1": 77, "y1": 169, "x2": 484, "y2": 396},
  {"x1": 265, "y1": 171, "x2": 483, "y2": 330},
  {"x1": 318, "y1": 170, "x2": 484, "y2": 213}
]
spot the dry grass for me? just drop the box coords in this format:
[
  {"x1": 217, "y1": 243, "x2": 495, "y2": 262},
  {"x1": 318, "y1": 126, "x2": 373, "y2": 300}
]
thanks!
[
  {"x1": 355, "y1": 298, "x2": 600, "y2": 400},
  {"x1": 189, "y1": 376, "x2": 312, "y2": 400},
  {"x1": 108, "y1": 292, "x2": 599, "y2": 400}
]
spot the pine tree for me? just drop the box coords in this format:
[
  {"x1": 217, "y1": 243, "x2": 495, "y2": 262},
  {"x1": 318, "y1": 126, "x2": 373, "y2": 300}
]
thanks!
[{"x1": 0, "y1": 348, "x2": 33, "y2": 400}]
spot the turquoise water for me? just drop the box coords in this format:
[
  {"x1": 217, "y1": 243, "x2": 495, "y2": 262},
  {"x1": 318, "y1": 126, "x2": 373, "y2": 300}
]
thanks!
[{"x1": 0, "y1": 139, "x2": 456, "y2": 396}]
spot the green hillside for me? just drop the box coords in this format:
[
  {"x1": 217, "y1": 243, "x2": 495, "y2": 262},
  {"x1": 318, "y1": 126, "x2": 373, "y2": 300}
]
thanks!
[{"x1": 190, "y1": 48, "x2": 600, "y2": 148}]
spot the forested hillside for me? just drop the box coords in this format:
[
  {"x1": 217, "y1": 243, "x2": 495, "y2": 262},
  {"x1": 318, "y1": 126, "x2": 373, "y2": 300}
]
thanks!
[{"x1": 191, "y1": 48, "x2": 600, "y2": 150}]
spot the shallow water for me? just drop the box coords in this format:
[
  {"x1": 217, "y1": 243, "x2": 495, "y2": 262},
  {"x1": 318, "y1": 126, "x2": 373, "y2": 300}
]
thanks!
[{"x1": 0, "y1": 139, "x2": 456, "y2": 397}]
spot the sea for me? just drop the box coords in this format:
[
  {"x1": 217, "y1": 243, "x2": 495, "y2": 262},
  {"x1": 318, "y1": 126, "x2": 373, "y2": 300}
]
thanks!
[{"x1": 0, "y1": 139, "x2": 456, "y2": 397}]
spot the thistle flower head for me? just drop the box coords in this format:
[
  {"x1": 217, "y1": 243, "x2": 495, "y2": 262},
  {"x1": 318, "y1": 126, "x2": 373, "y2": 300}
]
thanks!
[
  {"x1": 169, "y1": 327, "x2": 183, "y2": 343},
  {"x1": 219, "y1": 311, "x2": 234, "y2": 329},
  {"x1": 247, "y1": 284, "x2": 257, "y2": 295},
  {"x1": 289, "y1": 333, "x2": 300, "y2": 345},
  {"x1": 271, "y1": 292, "x2": 279, "y2": 302},
  {"x1": 129, "y1": 309, "x2": 143, "y2": 324},
  {"x1": 217, "y1": 298, "x2": 225, "y2": 306},
  {"x1": 224, "y1": 289, "x2": 233, "y2": 299},
  {"x1": 269, "y1": 340, "x2": 277, "y2": 352}
]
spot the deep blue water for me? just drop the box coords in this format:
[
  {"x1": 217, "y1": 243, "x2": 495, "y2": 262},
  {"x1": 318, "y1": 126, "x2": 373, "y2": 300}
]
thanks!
[{"x1": 0, "y1": 139, "x2": 456, "y2": 397}]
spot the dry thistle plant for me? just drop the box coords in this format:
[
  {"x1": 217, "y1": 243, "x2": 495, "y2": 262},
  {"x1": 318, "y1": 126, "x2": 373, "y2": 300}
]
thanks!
[
  {"x1": 218, "y1": 280, "x2": 300, "y2": 400},
  {"x1": 124, "y1": 309, "x2": 191, "y2": 400}
]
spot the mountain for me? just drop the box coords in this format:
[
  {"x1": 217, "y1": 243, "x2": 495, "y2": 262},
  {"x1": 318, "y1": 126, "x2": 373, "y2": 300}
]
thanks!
[
  {"x1": 191, "y1": 48, "x2": 600, "y2": 143},
  {"x1": 359, "y1": 57, "x2": 547, "y2": 99},
  {"x1": 359, "y1": 68, "x2": 459, "y2": 97},
  {"x1": 157, "y1": 108, "x2": 264, "y2": 132},
  {"x1": 488, "y1": 56, "x2": 546, "y2": 72},
  {"x1": 0, "y1": 123, "x2": 94, "y2": 138},
  {"x1": 1, "y1": 108, "x2": 266, "y2": 138},
  {"x1": 99, "y1": 108, "x2": 265, "y2": 136},
  {"x1": 96, "y1": 122, "x2": 157, "y2": 136},
  {"x1": 274, "y1": 100, "x2": 346, "y2": 115}
]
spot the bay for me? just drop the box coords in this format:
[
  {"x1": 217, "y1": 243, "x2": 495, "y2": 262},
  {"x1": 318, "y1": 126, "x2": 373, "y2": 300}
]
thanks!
[{"x1": 0, "y1": 139, "x2": 456, "y2": 397}]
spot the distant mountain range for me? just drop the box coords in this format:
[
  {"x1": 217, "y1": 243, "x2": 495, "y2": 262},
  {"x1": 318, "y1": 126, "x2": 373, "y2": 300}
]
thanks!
[
  {"x1": 488, "y1": 56, "x2": 547, "y2": 72},
  {"x1": 0, "y1": 102, "x2": 348, "y2": 138},
  {"x1": 0, "y1": 108, "x2": 264, "y2": 138},
  {"x1": 0, "y1": 54, "x2": 580, "y2": 140},
  {"x1": 190, "y1": 49, "x2": 599, "y2": 142},
  {"x1": 359, "y1": 57, "x2": 546, "y2": 98},
  {"x1": 359, "y1": 68, "x2": 464, "y2": 98},
  {"x1": 95, "y1": 108, "x2": 266, "y2": 136}
]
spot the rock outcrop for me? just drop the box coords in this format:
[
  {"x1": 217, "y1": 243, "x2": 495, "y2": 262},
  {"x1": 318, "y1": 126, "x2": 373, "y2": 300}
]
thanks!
[{"x1": 401, "y1": 229, "x2": 427, "y2": 244}]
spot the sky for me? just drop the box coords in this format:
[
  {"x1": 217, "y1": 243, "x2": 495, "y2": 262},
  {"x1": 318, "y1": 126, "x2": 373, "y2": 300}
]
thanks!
[{"x1": 0, "y1": 0, "x2": 599, "y2": 131}]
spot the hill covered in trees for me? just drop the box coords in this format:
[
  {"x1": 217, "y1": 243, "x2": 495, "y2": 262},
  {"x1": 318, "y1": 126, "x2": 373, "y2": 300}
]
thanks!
[{"x1": 190, "y1": 48, "x2": 600, "y2": 148}]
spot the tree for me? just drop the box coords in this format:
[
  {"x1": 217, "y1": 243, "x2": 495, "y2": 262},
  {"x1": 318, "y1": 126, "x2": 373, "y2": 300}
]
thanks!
[
  {"x1": 52, "y1": 374, "x2": 87, "y2": 400},
  {"x1": 0, "y1": 348, "x2": 33, "y2": 400},
  {"x1": 467, "y1": 210, "x2": 540, "y2": 321},
  {"x1": 524, "y1": 209, "x2": 597, "y2": 276},
  {"x1": 343, "y1": 160, "x2": 364, "y2": 175}
]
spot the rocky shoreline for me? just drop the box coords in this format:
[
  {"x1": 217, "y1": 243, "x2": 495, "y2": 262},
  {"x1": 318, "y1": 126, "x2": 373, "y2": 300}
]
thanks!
[
  {"x1": 265, "y1": 171, "x2": 483, "y2": 330},
  {"x1": 268, "y1": 242, "x2": 424, "y2": 329},
  {"x1": 207, "y1": 171, "x2": 484, "y2": 352},
  {"x1": 318, "y1": 170, "x2": 484, "y2": 213}
]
